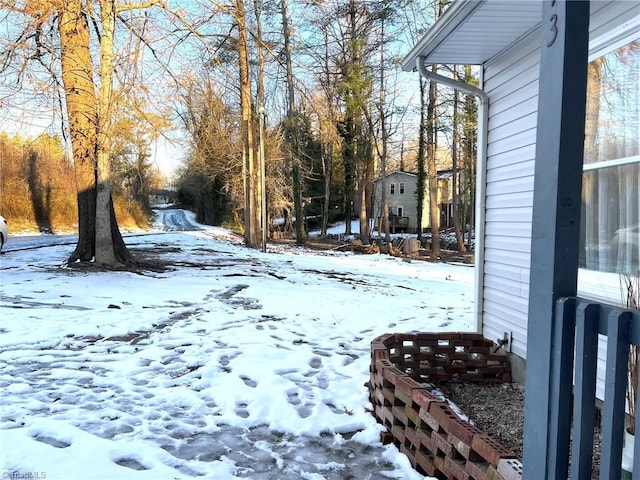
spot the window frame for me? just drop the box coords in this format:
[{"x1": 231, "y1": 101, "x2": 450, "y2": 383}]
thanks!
[{"x1": 578, "y1": 25, "x2": 640, "y2": 307}]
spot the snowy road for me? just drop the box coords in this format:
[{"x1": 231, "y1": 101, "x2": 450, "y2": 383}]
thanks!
[
  {"x1": 157, "y1": 208, "x2": 201, "y2": 232},
  {"x1": 2, "y1": 209, "x2": 198, "y2": 253}
]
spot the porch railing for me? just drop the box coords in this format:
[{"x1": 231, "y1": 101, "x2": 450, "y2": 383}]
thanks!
[{"x1": 552, "y1": 297, "x2": 640, "y2": 479}]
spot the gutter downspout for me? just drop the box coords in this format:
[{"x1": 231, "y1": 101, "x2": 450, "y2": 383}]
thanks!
[{"x1": 416, "y1": 57, "x2": 489, "y2": 335}]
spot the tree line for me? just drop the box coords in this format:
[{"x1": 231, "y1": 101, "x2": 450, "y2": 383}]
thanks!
[
  {"x1": 0, "y1": 132, "x2": 161, "y2": 233},
  {"x1": 0, "y1": 0, "x2": 478, "y2": 266}
]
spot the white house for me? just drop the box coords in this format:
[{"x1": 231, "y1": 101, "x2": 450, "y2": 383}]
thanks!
[{"x1": 402, "y1": 1, "x2": 638, "y2": 477}]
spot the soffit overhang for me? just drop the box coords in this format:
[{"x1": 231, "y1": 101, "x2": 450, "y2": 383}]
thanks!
[{"x1": 400, "y1": 0, "x2": 543, "y2": 70}]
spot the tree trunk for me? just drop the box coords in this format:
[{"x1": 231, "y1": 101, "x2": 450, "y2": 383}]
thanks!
[
  {"x1": 416, "y1": 76, "x2": 427, "y2": 244},
  {"x1": 379, "y1": 15, "x2": 391, "y2": 247},
  {"x1": 319, "y1": 24, "x2": 333, "y2": 238},
  {"x1": 357, "y1": 133, "x2": 371, "y2": 243},
  {"x1": 463, "y1": 65, "x2": 477, "y2": 249},
  {"x1": 281, "y1": 0, "x2": 305, "y2": 245},
  {"x1": 236, "y1": 0, "x2": 259, "y2": 248},
  {"x1": 427, "y1": 67, "x2": 441, "y2": 258},
  {"x1": 96, "y1": 0, "x2": 130, "y2": 265},
  {"x1": 321, "y1": 141, "x2": 332, "y2": 237},
  {"x1": 452, "y1": 67, "x2": 466, "y2": 253},
  {"x1": 254, "y1": 0, "x2": 266, "y2": 248},
  {"x1": 58, "y1": 0, "x2": 129, "y2": 265},
  {"x1": 59, "y1": 0, "x2": 97, "y2": 263}
]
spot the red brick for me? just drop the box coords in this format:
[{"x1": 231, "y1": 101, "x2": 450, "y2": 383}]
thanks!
[
  {"x1": 429, "y1": 372, "x2": 454, "y2": 383},
  {"x1": 405, "y1": 425, "x2": 420, "y2": 450},
  {"x1": 394, "y1": 333, "x2": 418, "y2": 344},
  {"x1": 371, "y1": 333, "x2": 394, "y2": 344},
  {"x1": 459, "y1": 332, "x2": 486, "y2": 341},
  {"x1": 486, "y1": 465, "x2": 504, "y2": 480},
  {"x1": 465, "y1": 460, "x2": 490, "y2": 480},
  {"x1": 469, "y1": 346, "x2": 491, "y2": 354},
  {"x1": 434, "y1": 455, "x2": 447, "y2": 476},
  {"x1": 412, "y1": 388, "x2": 445, "y2": 410},
  {"x1": 432, "y1": 431, "x2": 452, "y2": 457},
  {"x1": 447, "y1": 418, "x2": 483, "y2": 446},
  {"x1": 372, "y1": 348, "x2": 389, "y2": 361},
  {"x1": 435, "y1": 332, "x2": 463, "y2": 341},
  {"x1": 373, "y1": 387, "x2": 386, "y2": 406},
  {"x1": 429, "y1": 402, "x2": 458, "y2": 431},
  {"x1": 376, "y1": 404, "x2": 393, "y2": 425},
  {"x1": 486, "y1": 353, "x2": 509, "y2": 362},
  {"x1": 419, "y1": 406, "x2": 442, "y2": 432},
  {"x1": 395, "y1": 376, "x2": 423, "y2": 405},
  {"x1": 405, "y1": 405, "x2": 422, "y2": 428},
  {"x1": 380, "y1": 430, "x2": 394, "y2": 445},
  {"x1": 392, "y1": 405, "x2": 408, "y2": 426},
  {"x1": 391, "y1": 424, "x2": 406, "y2": 444},
  {"x1": 415, "y1": 450, "x2": 439, "y2": 477},
  {"x1": 416, "y1": 428, "x2": 434, "y2": 451},
  {"x1": 446, "y1": 457, "x2": 470, "y2": 480},
  {"x1": 447, "y1": 428, "x2": 477, "y2": 459},
  {"x1": 381, "y1": 387, "x2": 396, "y2": 405},
  {"x1": 471, "y1": 434, "x2": 517, "y2": 466},
  {"x1": 458, "y1": 358, "x2": 488, "y2": 368},
  {"x1": 382, "y1": 365, "x2": 405, "y2": 385},
  {"x1": 416, "y1": 332, "x2": 447, "y2": 342},
  {"x1": 396, "y1": 375, "x2": 423, "y2": 393},
  {"x1": 401, "y1": 444, "x2": 416, "y2": 465},
  {"x1": 479, "y1": 365, "x2": 508, "y2": 375}
]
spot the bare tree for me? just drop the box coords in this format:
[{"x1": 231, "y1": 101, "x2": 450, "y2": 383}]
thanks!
[
  {"x1": 1, "y1": 0, "x2": 188, "y2": 265},
  {"x1": 451, "y1": 66, "x2": 466, "y2": 252},
  {"x1": 280, "y1": 0, "x2": 305, "y2": 244}
]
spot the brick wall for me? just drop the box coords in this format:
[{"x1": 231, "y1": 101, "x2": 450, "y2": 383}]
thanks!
[{"x1": 369, "y1": 332, "x2": 523, "y2": 480}]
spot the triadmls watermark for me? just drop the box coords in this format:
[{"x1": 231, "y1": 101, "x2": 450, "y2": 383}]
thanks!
[{"x1": 2, "y1": 472, "x2": 46, "y2": 479}]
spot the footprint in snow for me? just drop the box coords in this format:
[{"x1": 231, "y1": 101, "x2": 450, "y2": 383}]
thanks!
[
  {"x1": 32, "y1": 434, "x2": 71, "y2": 449},
  {"x1": 308, "y1": 356, "x2": 323, "y2": 369},
  {"x1": 235, "y1": 401, "x2": 250, "y2": 418},
  {"x1": 114, "y1": 457, "x2": 148, "y2": 471},
  {"x1": 240, "y1": 376, "x2": 257, "y2": 388}
]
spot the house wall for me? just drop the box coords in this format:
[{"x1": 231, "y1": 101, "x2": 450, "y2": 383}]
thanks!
[
  {"x1": 481, "y1": 29, "x2": 539, "y2": 360},
  {"x1": 480, "y1": 1, "x2": 638, "y2": 396},
  {"x1": 372, "y1": 172, "x2": 431, "y2": 231}
]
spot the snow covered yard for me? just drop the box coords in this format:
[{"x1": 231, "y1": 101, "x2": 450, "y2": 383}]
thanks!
[{"x1": 0, "y1": 213, "x2": 475, "y2": 479}]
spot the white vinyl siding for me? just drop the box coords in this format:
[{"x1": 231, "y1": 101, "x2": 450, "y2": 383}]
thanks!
[
  {"x1": 480, "y1": 1, "x2": 639, "y2": 399},
  {"x1": 484, "y1": 50, "x2": 537, "y2": 360}
]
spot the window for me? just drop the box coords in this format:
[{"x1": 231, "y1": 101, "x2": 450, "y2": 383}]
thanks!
[
  {"x1": 390, "y1": 183, "x2": 396, "y2": 195},
  {"x1": 399, "y1": 182, "x2": 405, "y2": 194},
  {"x1": 579, "y1": 37, "x2": 639, "y2": 275},
  {"x1": 397, "y1": 206, "x2": 404, "y2": 217}
]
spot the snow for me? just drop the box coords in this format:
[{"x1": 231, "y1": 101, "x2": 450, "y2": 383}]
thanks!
[{"x1": 0, "y1": 210, "x2": 475, "y2": 480}]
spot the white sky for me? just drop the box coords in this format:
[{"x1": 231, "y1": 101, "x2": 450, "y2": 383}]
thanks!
[{"x1": 0, "y1": 211, "x2": 475, "y2": 479}]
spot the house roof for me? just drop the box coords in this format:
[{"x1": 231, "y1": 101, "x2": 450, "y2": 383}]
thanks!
[
  {"x1": 372, "y1": 171, "x2": 417, "y2": 183},
  {"x1": 400, "y1": 0, "x2": 543, "y2": 70},
  {"x1": 372, "y1": 170, "x2": 455, "y2": 182}
]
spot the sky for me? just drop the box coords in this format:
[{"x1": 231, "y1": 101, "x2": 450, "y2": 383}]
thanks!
[{"x1": 0, "y1": 210, "x2": 475, "y2": 480}]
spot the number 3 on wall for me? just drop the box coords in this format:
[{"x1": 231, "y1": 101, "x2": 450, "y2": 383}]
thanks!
[{"x1": 547, "y1": 1, "x2": 559, "y2": 47}]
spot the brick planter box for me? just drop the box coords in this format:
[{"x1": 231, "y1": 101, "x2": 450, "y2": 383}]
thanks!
[{"x1": 369, "y1": 332, "x2": 523, "y2": 480}]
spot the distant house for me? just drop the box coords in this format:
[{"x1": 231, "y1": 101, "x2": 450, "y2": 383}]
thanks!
[
  {"x1": 149, "y1": 189, "x2": 177, "y2": 206},
  {"x1": 371, "y1": 170, "x2": 457, "y2": 234}
]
